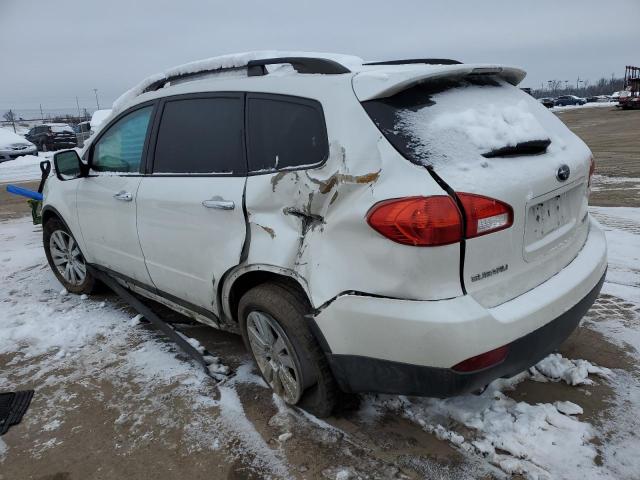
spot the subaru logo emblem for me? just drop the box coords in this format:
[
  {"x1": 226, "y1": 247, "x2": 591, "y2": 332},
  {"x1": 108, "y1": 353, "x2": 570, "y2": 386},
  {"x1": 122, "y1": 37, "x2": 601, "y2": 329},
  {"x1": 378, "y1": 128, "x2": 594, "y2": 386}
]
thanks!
[{"x1": 556, "y1": 164, "x2": 570, "y2": 182}]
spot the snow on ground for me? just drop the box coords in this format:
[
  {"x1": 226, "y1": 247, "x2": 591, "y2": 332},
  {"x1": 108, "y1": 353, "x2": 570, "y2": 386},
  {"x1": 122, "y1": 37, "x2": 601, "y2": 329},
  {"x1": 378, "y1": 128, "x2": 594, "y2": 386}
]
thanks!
[
  {"x1": 0, "y1": 218, "x2": 290, "y2": 476},
  {"x1": 1, "y1": 206, "x2": 640, "y2": 479},
  {"x1": 551, "y1": 102, "x2": 618, "y2": 112},
  {"x1": 0, "y1": 153, "x2": 51, "y2": 183}
]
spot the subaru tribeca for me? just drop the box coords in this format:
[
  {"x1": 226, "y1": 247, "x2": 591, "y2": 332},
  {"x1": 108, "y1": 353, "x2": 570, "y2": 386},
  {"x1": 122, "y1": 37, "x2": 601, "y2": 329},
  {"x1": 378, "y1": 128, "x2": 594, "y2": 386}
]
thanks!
[{"x1": 43, "y1": 52, "x2": 607, "y2": 417}]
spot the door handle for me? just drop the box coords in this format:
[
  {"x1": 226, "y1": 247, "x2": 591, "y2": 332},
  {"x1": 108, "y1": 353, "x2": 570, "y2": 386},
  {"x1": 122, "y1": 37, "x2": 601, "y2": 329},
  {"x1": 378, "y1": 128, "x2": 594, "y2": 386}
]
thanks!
[
  {"x1": 113, "y1": 191, "x2": 133, "y2": 202},
  {"x1": 202, "y1": 198, "x2": 235, "y2": 210}
]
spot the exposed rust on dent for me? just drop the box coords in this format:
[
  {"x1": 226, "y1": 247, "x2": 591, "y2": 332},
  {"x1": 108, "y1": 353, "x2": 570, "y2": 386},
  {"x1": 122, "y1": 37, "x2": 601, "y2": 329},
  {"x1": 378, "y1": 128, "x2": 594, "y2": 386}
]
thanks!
[{"x1": 256, "y1": 224, "x2": 276, "y2": 239}]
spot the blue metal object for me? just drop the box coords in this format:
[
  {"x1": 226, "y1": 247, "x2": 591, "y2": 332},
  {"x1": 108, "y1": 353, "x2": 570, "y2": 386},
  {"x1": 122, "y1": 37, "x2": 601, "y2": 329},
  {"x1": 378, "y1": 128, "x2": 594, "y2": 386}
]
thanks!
[{"x1": 6, "y1": 184, "x2": 43, "y2": 201}]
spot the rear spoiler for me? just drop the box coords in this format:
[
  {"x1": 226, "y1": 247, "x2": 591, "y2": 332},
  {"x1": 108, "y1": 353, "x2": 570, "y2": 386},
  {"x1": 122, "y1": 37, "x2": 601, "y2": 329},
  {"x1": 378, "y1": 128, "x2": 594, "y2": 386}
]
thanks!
[{"x1": 352, "y1": 64, "x2": 526, "y2": 101}]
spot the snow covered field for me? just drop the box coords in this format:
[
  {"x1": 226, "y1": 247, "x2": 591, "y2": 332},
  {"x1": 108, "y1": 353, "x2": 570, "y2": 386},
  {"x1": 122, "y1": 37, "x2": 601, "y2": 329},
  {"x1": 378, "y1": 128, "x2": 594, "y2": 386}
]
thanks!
[{"x1": 1, "y1": 206, "x2": 639, "y2": 478}]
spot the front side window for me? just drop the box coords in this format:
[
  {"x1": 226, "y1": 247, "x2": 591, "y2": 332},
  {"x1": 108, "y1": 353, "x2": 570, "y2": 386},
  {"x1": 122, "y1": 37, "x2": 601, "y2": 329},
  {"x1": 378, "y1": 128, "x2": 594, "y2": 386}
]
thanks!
[
  {"x1": 247, "y1": 95, "x2": 328, "y2": 172},
  {"x1": 153, "y1": 96, "x2": 245, "y2": 174},
  {"x1": 92, "y1": 106, "x2": 153, "y2": 173}
]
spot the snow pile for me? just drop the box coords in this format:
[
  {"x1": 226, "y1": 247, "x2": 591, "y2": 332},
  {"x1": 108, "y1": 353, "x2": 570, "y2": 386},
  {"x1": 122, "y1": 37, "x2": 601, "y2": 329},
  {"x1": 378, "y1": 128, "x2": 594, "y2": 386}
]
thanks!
[
  {"x1": 532, "y1": 353, "x2": 613, "y2": 385},
  {"x1": 112, "y1": 50, "x2": 363, "y2": 113}
]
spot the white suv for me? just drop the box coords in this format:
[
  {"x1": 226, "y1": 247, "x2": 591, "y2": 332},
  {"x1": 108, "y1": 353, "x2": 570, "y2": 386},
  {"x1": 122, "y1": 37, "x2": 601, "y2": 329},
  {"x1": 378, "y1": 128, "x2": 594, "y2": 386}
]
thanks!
[{"x1": 44, "y1": 52, "x2": 607, "y2": 417}]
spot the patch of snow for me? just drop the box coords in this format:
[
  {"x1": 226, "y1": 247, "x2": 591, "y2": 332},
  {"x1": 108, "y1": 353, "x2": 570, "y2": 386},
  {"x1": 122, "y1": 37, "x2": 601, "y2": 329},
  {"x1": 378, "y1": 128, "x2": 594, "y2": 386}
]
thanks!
[
  {"x1": 0, "y1": 153, "x2": 48, "y2": 183},
  {"x1": 552, "y1": 102, "x2": 618, "y2": 112},
  {"x1": 89, "y1": 109, "x2": 112, "y2": 131},
  {"x1": 533, "y1": 353, "x2": 613, "y2": 386},
  {"x1": 277, "y1": 432, "x2": 292, "y2": 442},
  {"x1": 555, "y1": 401, "x2": 583, "y2": 416}
]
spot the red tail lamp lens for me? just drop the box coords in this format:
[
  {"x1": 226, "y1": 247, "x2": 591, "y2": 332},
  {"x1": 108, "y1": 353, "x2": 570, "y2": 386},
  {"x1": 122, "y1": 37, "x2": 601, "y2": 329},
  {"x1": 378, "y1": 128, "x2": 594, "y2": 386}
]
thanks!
[
  {"x1": 457, "y1": 193, "x2": 513, "y2": 238},
  {"x1": 366, "y1": 196, "x2": 463, "y2": 246},
  {"x1": 452, "y1": 345, "x2": 510, "y2": 372}
]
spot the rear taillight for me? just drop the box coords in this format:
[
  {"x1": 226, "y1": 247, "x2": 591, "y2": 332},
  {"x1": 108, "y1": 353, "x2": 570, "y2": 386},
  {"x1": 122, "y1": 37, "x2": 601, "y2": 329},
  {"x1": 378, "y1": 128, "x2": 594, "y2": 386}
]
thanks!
[
  {"x1": 366, "y1": 196, "x2": 462, "y2": 246},
  {"x1": 451, "y1": 344, "x2": 509, "y2": 372},
  {"x1": 588, "y1": 156, "x2": 595, "y2": 187},
  {"x1": 367, "y1": 194, "x2": 513, "y2": 246},
  {"x1": 457, "y1": 193, "x2": 513, "y2": 238}
]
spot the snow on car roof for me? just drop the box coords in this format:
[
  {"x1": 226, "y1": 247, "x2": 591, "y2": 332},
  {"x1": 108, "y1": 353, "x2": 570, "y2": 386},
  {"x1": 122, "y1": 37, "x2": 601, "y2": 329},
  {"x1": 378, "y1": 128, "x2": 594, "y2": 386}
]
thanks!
[
  {"x1": 111, "y1": 50, "x2": 526, "y2": 113},
  {"x1": 90, "y1": 109, "x2": 113, "y2": 129},
  {"x1": 0, "y1": 127, "x2": 31, "y2": 147},
  {"x1": 111, "y1": 50, "x2": 364, "y2": 113}
]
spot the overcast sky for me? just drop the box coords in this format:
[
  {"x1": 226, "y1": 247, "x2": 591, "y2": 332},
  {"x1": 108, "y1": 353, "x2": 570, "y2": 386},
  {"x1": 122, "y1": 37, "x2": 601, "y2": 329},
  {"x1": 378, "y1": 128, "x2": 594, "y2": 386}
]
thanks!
[{"x1": 1, "y1": 0, "x2": 638, "y2": 115}]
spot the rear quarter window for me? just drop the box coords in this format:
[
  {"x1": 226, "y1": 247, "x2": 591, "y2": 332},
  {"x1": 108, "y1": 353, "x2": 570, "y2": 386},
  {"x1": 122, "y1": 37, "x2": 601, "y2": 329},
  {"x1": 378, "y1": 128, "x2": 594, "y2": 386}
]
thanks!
[{"x1": 247, "y1": 94, "x2": 328, "y2": 173}]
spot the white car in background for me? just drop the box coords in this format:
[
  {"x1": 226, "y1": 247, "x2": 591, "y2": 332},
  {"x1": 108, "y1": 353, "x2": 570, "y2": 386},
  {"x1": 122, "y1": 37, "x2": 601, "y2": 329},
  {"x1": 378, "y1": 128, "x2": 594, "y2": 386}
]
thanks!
[
  {"x1": 0, "y1": 127, "x2": 37, "y2": 162},
  {"x1": 42, "y1": 52, "x2": 607, "y2": 416}
]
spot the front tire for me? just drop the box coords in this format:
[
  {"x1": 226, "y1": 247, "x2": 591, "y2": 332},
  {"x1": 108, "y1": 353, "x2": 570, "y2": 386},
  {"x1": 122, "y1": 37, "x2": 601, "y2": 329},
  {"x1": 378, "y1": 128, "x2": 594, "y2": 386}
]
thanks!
[
  {"x1": 239, "y1": 283, "x2": 338, "y2": 417},
  {"x1": 44, "y1": 217, "x2": 95, "y2": 294}
]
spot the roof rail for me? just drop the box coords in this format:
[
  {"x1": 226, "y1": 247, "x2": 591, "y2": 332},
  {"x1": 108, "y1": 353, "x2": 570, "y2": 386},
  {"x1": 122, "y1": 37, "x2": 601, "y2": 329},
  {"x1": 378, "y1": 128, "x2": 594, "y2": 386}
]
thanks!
[
  {"x1": 364, "y1": 58, "x2": 462, "y2": 66},
  {"x1": 247, "y1": 57, "x2": 351, "y2": 76},
  {"x1": 142, "y1": 66, "x2": 248, "y2": 93},
  {"x1": 141, "y1": 57, "x2": 351, "y2": 93}
]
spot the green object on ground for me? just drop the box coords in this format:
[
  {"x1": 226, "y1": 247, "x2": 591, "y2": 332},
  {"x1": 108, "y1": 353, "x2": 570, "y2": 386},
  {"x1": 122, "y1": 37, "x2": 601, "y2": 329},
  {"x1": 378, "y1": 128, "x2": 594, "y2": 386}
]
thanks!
[{"x1": 28, "y1": 199, "x2": 42, "y2": 225}]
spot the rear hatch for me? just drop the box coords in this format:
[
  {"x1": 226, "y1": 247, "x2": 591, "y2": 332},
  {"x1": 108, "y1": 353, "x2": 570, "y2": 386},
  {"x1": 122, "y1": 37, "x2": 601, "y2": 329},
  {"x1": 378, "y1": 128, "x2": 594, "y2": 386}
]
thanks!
[{"x1": 358, "y1": 70, "x2": 592, "y2": 307}]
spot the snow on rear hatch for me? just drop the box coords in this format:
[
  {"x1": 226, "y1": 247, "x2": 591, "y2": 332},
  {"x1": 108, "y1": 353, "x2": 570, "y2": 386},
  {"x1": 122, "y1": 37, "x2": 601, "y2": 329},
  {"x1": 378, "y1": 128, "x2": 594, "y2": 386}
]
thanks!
[{"x1": 362, "y1": 75, "x2": 593, "y2": 307}]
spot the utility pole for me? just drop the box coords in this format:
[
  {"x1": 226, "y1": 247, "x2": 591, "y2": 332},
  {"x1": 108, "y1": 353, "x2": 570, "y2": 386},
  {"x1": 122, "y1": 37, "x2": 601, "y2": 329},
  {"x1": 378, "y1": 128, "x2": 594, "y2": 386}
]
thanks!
[
  {"x1": 93, "y1": 88, "x2": 100, "y2": 110},
  {"x1": 76, "y1": 96, "x2": 82, "y2": 119},
  {"x1": 39, "y1": 104, "x2": 44, "y2": 123}
]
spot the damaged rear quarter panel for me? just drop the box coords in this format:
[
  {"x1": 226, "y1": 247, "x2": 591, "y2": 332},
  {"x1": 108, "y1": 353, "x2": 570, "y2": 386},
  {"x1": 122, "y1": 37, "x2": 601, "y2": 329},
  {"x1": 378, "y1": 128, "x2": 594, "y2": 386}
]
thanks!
[{"x1": 242, "y1": 82, "x2": 463, "y2": 309}]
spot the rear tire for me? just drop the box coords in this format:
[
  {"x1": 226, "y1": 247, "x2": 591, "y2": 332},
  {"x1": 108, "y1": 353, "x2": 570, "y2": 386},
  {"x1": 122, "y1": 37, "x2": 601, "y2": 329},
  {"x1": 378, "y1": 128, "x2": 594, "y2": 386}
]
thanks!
[
  {"x1": 239, "y1": 283, "x2": 338, "y2": 418},
  {"x1": 43, "y1": 217, "x2": 96, "y2": 294}
]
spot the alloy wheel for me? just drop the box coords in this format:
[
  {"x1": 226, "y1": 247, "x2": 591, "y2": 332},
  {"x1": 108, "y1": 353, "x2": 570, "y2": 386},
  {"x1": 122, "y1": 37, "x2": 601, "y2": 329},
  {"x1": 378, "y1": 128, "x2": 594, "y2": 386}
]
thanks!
[
  {"x1": 246, "y1": 310, "x2": 303, "y2": 404},
  {"x1": 49, "y1": 230, "x2": 87, "y2": 286}
]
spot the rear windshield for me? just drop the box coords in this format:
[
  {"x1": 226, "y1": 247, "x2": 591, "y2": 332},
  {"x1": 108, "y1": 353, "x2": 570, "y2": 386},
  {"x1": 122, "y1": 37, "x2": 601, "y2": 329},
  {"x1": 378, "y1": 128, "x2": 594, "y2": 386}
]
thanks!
[{"x1": 362, "y1": 77, "x2": 550, "y2": 166}]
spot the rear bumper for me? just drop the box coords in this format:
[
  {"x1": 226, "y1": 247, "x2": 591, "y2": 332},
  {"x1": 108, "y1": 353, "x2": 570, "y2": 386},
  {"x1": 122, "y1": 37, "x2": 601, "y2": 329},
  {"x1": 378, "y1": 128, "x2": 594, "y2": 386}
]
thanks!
[{"x1": 314, "y1": 217, "x2": 607, "y2": 396}]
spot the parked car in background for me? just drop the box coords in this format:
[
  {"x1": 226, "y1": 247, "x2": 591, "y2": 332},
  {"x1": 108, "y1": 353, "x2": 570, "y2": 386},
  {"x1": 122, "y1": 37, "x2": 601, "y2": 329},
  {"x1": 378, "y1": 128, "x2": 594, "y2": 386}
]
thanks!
[
  {"x1": 74, "y1": 121, "x2": 92, "y2": 147},
  {"x1": 539, "y1": 97, "x2": 555, "y2": 108},
  {"x1": 0, "y1": 127, "x2": 37, "y2": 162},
  {"x1": 43, "y1": 53, "x2": 606, "y2": 416},
  {"x1": 554, "y1": 95, "x2": 586, "y2": 106},
  {"x1": 89, "y1": 109, "x2": 112, "y2": 135},
  {"x1": 25, "y1": 123, "x2": 78, "y2": 151}
]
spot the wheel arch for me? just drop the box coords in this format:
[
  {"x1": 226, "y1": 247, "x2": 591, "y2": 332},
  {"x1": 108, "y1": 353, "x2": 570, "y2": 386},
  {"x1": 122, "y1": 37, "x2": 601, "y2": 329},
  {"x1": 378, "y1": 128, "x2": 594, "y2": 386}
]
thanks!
[{"x1": 221, "y1": 265, "x2": 312, "y2": 322}]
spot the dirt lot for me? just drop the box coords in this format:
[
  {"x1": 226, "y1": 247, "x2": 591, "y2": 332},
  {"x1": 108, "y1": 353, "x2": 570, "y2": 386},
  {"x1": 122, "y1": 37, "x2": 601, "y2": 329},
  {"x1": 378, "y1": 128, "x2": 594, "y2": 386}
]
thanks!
[
  {"x1": 1, "y1": 106, "x2": 639, "y2": 480},
  {"x1": 555, "y1": 106, "x2": 640, "y2": 207}
]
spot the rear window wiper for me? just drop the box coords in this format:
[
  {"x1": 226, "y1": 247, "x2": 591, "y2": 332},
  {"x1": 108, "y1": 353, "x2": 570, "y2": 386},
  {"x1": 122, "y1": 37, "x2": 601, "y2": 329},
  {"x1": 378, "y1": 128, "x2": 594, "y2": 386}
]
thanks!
[{"x1": 483, "y1": 139, "x2": 551, "y2": 158}]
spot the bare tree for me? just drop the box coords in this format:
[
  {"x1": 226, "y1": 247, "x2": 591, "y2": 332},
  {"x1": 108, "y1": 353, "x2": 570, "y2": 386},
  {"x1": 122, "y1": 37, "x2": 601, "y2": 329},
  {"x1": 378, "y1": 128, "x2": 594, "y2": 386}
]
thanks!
[{"x1": 2, "y1": 110, "x2": 15, "y2": 122}]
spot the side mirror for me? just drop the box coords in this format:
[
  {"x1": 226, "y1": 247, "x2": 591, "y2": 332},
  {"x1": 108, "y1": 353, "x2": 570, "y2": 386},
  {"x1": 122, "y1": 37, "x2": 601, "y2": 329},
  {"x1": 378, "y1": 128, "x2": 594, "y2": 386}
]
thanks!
[{"x1": 53, "y1": 150, "x2": 86, "y2": 181}]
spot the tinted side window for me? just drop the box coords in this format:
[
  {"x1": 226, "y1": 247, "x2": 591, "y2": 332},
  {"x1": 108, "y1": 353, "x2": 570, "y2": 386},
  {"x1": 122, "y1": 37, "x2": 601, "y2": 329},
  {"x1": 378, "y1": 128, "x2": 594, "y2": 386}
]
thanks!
[
  {"x1": 247, "y1": 95, "x2": 328, "y2": 172},
  {"x1": 153, "y1": 97, "x2": 244, "y2": 174},
  {"x1": 93, "y1": 107, "x2": 152, "y2": 173}
]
